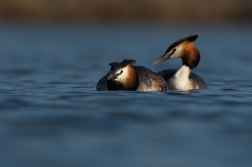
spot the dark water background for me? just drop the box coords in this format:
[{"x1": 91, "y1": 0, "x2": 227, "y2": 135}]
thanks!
[{"x1": 0, "y1": 23, "x2": 252, "y2": 167}]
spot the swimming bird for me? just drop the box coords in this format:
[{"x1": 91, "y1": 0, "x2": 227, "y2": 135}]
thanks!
[
  {"x1": 96, "y1": 59, "x2": 168, "y2": 92},
  {"x1": 152, "y1": 35, "x2": 207, "y2": 91}
]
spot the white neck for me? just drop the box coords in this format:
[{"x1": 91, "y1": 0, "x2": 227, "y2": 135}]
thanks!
[
  {"x1": 168, "y1": 65, "x2": 193, "y2": 90},
  {"x1": 174, "y1": 65, "x2": 191, "y2": 79}
]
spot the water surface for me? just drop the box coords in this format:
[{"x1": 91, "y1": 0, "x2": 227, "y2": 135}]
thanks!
[{"x1": 0, "y1": 23, "x2": 252, "y2": 167}]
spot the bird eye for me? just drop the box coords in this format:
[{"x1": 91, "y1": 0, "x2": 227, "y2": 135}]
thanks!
[
  {"x1": 120, "y1": 70, "x2": 123, "y2": 74},
  {"x1": 170, "y1": 48, "x2": 176, "y2": 55}
]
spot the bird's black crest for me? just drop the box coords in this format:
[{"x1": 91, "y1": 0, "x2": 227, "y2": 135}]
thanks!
[
  {"x1": 165, "y1": 35, "x2": 198, "y2": 54},
  {"x1": 109, "y1": 59, "x2": 136, "y2": 72},
  {"x1": 121, "y1": 59, "x2": 136, "y2": 66}
]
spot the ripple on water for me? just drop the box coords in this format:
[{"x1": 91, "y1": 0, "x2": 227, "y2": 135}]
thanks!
[{"x1": 0, "y1": 24, "x2": 252, "y2": 167}]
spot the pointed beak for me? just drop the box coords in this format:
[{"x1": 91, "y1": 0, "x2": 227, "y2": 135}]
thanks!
[
  {"x1": 152, "y1": 53, "x2": 171, "y2": 65},
  {"x1": 107, "y1": 73, "x2": 119, "y2": 80}
]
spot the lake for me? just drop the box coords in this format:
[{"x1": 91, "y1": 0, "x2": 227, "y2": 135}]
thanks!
[{"x1": 0, "y1": 23, "x2": 252, "y2": 167}]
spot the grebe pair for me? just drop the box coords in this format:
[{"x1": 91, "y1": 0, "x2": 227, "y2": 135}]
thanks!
[{"x1": 96, "y1": 35, "x2": 207, "y2": 91}]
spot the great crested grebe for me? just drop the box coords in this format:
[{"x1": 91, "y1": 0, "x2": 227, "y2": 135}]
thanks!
[
  {"x1": 96, "y1": 59, "x2": 167, "y2": 92},
  {"x1": 152, "y1": 35, "x2": 207, "y2": 91}
]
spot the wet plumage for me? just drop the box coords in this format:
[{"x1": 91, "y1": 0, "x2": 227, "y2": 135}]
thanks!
[
  {"x1": 157, "y1": 69, "x2": 207, "y2": 90},
  {"x1": 96, "y1": 59, "x2": 167, "y2": 92},
  {"x1": 153, "y1": 35, "x2": 207, "y2": 91}
]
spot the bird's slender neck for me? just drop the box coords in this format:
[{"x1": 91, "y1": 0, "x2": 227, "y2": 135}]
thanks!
[{"x1": 174, "y1": 65, "x2": 192, "y2": 80}]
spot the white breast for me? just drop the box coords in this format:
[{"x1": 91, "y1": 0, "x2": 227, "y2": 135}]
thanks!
[{"x1": 167, "y1": 65, "x2": 194, "y2": 91}]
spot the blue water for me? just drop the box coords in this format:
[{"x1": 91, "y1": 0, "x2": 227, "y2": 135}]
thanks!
[{"x1": 0, "y1": 23, "x2": 252, "y2": 167}]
